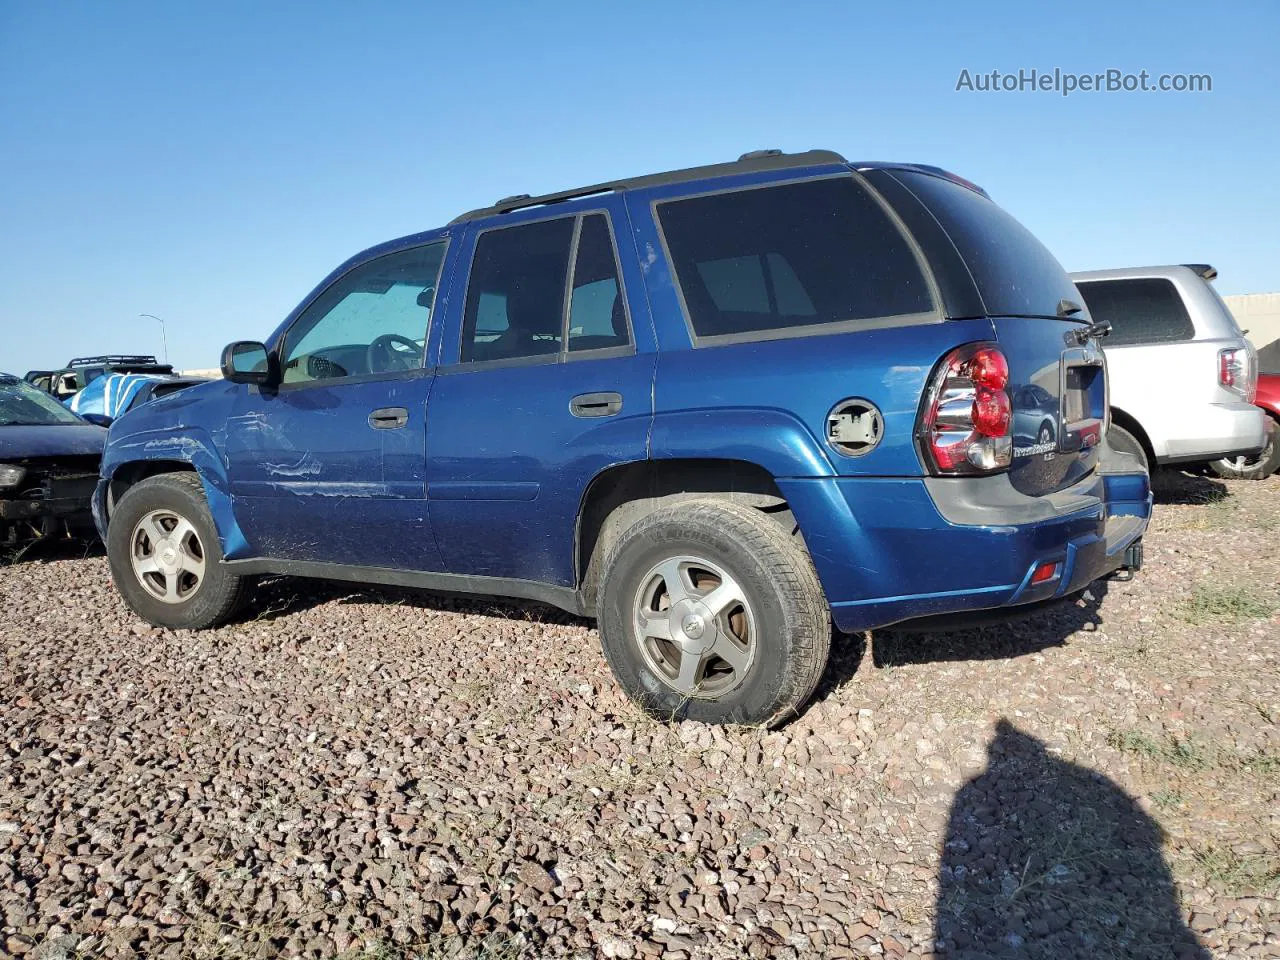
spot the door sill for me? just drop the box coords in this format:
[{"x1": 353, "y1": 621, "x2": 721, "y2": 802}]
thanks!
[{"x1": 222, "y1": 558, "x2": 587, "y2": 617}]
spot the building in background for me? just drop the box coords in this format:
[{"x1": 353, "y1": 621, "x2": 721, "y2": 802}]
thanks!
[{"x1": 1225, "y1": 293, "x2": 1280, "y2": 370}]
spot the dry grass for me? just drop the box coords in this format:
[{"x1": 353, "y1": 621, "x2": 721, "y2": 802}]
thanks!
[
  {"x1": 1184, "y1": 845, "x2": 1280, "y2": 898},
  {"x1": 1179, "y1": 585, "x2": 1275, "y2": 625}
]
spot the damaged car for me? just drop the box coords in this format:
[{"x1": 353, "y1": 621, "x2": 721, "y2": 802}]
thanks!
[
  {"x1": 95, "y1": 149, "x2": 1150, "y2": 726},
  {"x1": 0, "y1": 373, "x2": 106, "y2": 547}
]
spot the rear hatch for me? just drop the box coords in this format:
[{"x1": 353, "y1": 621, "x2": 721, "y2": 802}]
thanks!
[{"x1": 885, "y1": 170, "x2": 1106, "y2": 496}]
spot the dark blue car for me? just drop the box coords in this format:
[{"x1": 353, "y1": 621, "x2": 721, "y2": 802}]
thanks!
[
  {"x1": 96, "y1": 149, "x2": 1150, "y2": 725},
  {"x1": 1, "y1": 373, "x2": 106, "y2": 544}
]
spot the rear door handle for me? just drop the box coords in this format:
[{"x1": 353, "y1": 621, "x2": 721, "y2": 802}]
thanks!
[
  {"x1": 569, "y1": 392, "x2": 623, "y2": 418},
  {"x1": 369, "y1": 406, "x2": 409, "y2": 429}
]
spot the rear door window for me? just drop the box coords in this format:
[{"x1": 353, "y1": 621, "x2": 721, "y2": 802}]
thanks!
[
  {"x1": 1074, "y1": 278, "x2": 1194, "y2": 345},
  {"x1": 656, "y1": 176, "x2": 935, "y2": 342},
  {"x1": 461, "y1": 212, "x2": 632, "y2": 363},
  {"x1": 568, "y1": 214, "x2": 630, "y2": 353},
  {"x1": 462, "y1": 217, "x2": 574, "y2": 363}
]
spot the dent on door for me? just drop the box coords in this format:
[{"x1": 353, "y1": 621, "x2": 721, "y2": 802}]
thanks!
[{"x1": 223, "y1": 381, "x2": 439, "y2": 568}]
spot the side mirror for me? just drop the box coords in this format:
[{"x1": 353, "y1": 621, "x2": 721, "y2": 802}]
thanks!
[
  {"x1": 221, "y1": 341, "x2": 276, "y2": 386},
  {"x1": 81, "y1": 413, "x2": 112, "y2": 428}
]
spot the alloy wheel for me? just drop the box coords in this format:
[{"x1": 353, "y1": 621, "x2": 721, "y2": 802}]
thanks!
[
  {"x1": 130, "y1": 508, "x2": 206, "y2": 604},
  {"x1": 631, "y1": 554, "x2": 756, "y2": 699}
]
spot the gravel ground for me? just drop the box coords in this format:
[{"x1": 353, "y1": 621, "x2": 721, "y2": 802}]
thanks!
[{"x1": 2, "y1": 471, "x2": 1278, "y2": 959}]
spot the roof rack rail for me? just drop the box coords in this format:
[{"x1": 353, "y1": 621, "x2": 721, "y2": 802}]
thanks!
[
  {"x1": 448, "y1": 149, "x2": 848, "y2": 225},
  {"x1": 1182, "y1": 263, "x2": 1218, "y2": 281},
  {"x1": 66, "y1": 354, "x2": 161, "y2": 367}
]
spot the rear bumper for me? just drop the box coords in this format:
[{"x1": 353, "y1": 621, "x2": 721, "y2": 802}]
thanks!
[
  {"x1": 779, "y1": 463, "x2": 1151, "y2": 634},
  {"x1": 1157, "y1": 401, "x2": 1267, "y2": 464}
]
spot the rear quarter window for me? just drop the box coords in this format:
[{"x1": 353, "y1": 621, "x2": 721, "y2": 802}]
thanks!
[
  {"x1": 1074, "y1": 278, "x2": 1195, "y2": 345},
  {"x1": 892, "y1": 171, "x2": 1079, "y2": 320},
  {"x1": 656, "y1": 176, "x2": 936, "y2": 343}
]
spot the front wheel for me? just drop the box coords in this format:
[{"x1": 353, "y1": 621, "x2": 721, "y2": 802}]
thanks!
[
  {"x1": 106, "y1": 473, "x2": 246, "y2": 630},
  {"x1": 1209, "y1": 426, "x2": 1280, "y2": 480},
  {"x1": 597, "y1": 499, "x2": 830, "y2": 727}
]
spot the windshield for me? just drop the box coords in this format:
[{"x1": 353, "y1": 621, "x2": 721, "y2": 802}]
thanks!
[{"x1": 0, "y1": 376, "x2": 89, "y2": 426}]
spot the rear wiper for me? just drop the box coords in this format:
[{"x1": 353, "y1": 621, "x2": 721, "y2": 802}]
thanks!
[
  {"x1": 1057, "y1": 298, "x2": 1084, "y2": 317},
  {"x1": 1068, "y1": 318, "x2": 1113, "y2": 345}
]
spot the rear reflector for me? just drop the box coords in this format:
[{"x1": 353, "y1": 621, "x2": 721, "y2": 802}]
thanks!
[{"x1": 1031, "y1": 562, "x2": 1059, "y2": 585}]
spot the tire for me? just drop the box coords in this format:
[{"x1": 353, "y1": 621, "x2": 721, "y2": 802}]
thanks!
[
  {"x1": 106, "y1": 473, "x2": 246, "y2": 630},
  {"x1": 1107, "y1": 423, "x2": 1149, "y2": 473},
  {"x1": 596, "y1": 498, "x2": 831, "y2": 727},
  {"x1": 1209, "y1": 426, "x2": 1280, "y2": 480}
]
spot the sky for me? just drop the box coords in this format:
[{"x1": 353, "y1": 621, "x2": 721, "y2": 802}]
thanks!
[{"x1": 2, "y1": 0, "x2": 1277, "y2": 375}]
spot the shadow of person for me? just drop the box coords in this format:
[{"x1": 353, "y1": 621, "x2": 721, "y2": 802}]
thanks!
[{"x1": 935, "y1": 720, "x2": 1208, "y2": 960}]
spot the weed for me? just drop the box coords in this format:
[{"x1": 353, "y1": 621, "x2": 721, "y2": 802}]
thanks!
[
  {"x1": 1179, "y1": 585, "x2": 1275, "y2": 625},
  {"x1": 1187, "y1": 845, "x2": 1280, "y2": 898},
  {"x1": 1240, "y1": 750, "x2": 1280, "y2": 775},
  {"x1": 1106, "y1": 730, "x2": 1209, "y2": 770},
  {"x1": 1107, "y1": 728, "x2": 1280, "y2": 778},
  {"x1": 1245, "y1": 699, "x2": 1276, "y2": 726},
  {"x1": 1150, "y1": 788, "x2": 1184, "y2": 811}
]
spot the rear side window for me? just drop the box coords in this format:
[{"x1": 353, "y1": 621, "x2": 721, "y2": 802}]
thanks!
[
  {"x1": 462, "y1": 217, "x2": 574, "y2": 363},
  {"x1": 462, "y1": 213, "x2": 631, "y2": 363},
  {"x1": 568, "y1": 215, "x2": 629, "y2": 352},
  {"x1": 1074, "y1": 278, "x2": 1194, "y2": 345},
  {"x1": 893, "y1": 171, "x2": 1079, "y2": 320},
  {"x1": 656, "y1": 177, "x2": 934, "y2": 341}
]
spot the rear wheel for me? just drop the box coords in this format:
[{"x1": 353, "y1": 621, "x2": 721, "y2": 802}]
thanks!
[
  {"x1": 106, "y1": 473, "x2": 246, "y2": 629},
  {"x1": 1209, "y1": 426, "x2": 1279, "y2": 480},
  {"x1": 597, "y1": 498, "x2": 830, "y2": 727},
  {"x1": 1107, "y1": 423, "x2": 1149, "y2": 473}
]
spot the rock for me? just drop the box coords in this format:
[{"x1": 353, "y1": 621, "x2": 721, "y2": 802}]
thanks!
[
  {"x1": 599, "y1": 934, "x2": 635, "y2": 958},
  {"x1": 517, "y1": 860, "x2": 556, "y2": 895},
  {"x1": 3, "y1": 493, "x2": 1277, "y2": 959}
]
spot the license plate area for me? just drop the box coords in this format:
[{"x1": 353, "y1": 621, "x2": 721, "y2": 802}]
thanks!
[
  {"x1": 1060, "y1": 346, "x2": 1106, "y2": 454},
  {"x1": 1063, "y1": 366, "x2": 1090, "y2": 423}
]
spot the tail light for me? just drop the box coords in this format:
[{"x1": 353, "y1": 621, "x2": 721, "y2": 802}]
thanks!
[
  {"x1": 1218, "y1": 345, "x2": 1258, "y2": 403},
  {"x1": 918, "y1": 343, "x2": 1013, "y2": 474}
]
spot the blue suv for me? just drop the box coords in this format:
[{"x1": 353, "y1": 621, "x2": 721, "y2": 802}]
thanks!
[{"x1": 96, "y1": 149, "x2": 1151, "y2": 726}]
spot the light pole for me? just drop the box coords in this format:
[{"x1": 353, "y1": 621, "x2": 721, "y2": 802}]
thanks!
[{"x1": 139, "y1": 314, "x2": 168, "y2": 365}]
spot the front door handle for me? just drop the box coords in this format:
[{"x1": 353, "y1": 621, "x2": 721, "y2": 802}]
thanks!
[
  {"x1": 570, "y1": 392, "x2": 623, "y2": 418},
  {"x1": 369, "y1": 407, "x2": 409, "y2": 429}
]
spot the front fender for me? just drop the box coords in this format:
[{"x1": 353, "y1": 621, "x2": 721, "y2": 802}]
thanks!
[
  {"x1": 99, "y1": 426, "x2": 250, "y2": 559},
  {"x1": 649, "y1": 408, "x2": 835, "y2": 478}
]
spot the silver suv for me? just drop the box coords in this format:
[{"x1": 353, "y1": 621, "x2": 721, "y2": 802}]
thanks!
[{"x1": 1070, "y1": 264, "x2": 1264, "y2": 471}]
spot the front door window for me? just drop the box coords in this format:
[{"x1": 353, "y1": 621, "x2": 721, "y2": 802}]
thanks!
[{"x1": 281, "y1": 242, "x2": 447, "y2": 383}]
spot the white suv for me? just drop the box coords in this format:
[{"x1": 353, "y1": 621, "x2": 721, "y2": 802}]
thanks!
[{"x1": 1070, "y1": 264, "x2": 1265, "y2": 471}]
